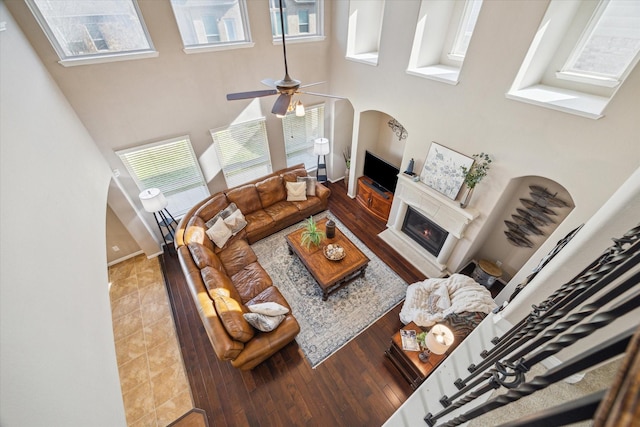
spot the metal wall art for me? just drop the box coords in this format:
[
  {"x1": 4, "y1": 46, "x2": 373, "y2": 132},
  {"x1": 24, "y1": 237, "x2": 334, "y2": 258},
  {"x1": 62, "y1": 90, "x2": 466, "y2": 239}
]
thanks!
[{"x1": 504, "y1": 185, "x2": 569, "y2": 248}]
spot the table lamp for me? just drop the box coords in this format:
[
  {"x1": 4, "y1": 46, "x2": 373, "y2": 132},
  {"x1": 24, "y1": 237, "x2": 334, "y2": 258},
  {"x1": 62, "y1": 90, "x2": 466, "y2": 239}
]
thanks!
[
  {"x1": 419, "y1": 323, "x2": 455, "y2": 362},
  {"x1": 314, "y1": 138, "x2": 330, "y2": 183}
]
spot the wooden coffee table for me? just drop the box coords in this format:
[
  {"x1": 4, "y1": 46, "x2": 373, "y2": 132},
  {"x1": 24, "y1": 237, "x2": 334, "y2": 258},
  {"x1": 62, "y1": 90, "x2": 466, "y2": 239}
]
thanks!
[{"x1": 285, "y1": 217, "x2": 370, "y2": 301}]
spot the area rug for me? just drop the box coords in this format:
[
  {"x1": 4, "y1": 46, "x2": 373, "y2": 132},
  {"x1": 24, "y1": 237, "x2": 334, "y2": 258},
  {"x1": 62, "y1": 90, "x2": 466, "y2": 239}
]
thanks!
[{"x1": 251, "y1": 212, "x2": 408, "y2": 368}]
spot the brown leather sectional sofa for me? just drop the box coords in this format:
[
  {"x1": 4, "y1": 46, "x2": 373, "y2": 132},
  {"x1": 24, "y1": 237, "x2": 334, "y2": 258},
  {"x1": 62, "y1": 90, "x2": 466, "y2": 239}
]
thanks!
[{"x1": 175, "y1": 164, "x2": 331, "y2": 370}]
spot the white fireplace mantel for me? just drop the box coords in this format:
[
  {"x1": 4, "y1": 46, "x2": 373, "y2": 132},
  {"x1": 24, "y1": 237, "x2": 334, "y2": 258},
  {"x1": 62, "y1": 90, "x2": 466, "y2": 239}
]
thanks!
[{"x1": 379, "y1": 174, "x2": 480, "y2": 277}]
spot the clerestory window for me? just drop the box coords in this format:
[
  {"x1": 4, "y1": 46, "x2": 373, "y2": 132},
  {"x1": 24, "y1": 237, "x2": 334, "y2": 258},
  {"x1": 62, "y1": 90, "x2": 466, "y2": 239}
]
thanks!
[
  {"x1": 25, "y1": 0, "x2": 157, "y2": 66},
  {"x1": 407, "y1": 0, "x2": 483, "y2": 84},
  {"x1": 282, "y1": 104, "x2": 325, "y2": 170},
  {"x1": 117, "y1": 136, "x2": 209, "y2": 218},
  {"x1": 507, "y1": 0, "x2": 640, "y2": 119},
  {"x1": 345, "y1": 0, "x2": 385, "y2": 66},
  {"x1": 269, "y1": 0, "x2": 323, "y2": 42},
  {"x1": 169, "y1": 0, "x2": 253, "y2": 53},
  {"x1": 211, "y1": 118, "x2": 273, "y2": 188}
]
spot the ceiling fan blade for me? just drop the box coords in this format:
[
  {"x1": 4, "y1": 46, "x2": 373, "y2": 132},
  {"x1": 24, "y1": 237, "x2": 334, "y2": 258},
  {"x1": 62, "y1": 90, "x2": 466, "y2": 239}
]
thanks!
[
  {"x1": 298, "y1": 91, "x2": 347, "y2": 100},
  {"x1": 272, "y1": 93, "x2": 292, "y2": 115},
  {"x1": 226, "y1": 89, "x2": 278, "y2": 101},
  {"x1": 261, "y1": 78, "x2": 277, "y2": 88},
  {"x1": 300, "y1": 81, "x2": 326, "y2": 89}
]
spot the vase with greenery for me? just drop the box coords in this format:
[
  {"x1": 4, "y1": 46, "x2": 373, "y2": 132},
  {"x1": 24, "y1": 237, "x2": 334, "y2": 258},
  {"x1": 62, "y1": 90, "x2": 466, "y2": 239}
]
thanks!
[
  {"x1": 343, "y1": 146, "x2": 351, "y2": 189},
  {"x1": 301, "y1": 216, "x2": 326, "y2": 249},
  {"x1": 460, "y1": 153, "x2": 492, "y2": 208}
]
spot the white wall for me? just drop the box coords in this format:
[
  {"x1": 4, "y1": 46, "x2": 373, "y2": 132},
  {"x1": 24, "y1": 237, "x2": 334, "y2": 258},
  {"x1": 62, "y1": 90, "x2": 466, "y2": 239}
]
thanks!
[
  {"x1": 330, "y1": 0, "x2": 640, "y2": 277},
  {"x1": 0, "y1": 4, "x2": 126, "y2": 426}
]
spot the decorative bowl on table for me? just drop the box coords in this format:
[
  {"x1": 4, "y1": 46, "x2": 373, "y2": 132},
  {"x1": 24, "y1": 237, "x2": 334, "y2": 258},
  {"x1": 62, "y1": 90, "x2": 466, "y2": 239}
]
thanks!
[{"x1": 323, "y1": 244, "x2": 346, "y2": 261}]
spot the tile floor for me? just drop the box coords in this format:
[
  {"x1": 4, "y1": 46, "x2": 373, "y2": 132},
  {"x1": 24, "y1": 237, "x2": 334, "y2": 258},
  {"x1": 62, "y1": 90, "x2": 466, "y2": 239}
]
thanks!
[{"x1": 109, "y1": 254, "x2": 193, "y2": 426}]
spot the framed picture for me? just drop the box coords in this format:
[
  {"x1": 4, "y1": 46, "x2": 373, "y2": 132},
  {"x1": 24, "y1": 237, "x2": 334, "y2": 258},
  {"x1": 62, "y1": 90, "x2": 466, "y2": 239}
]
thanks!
[{"x1": 421, "y1": 142, "x2": 474, "y2": 200}]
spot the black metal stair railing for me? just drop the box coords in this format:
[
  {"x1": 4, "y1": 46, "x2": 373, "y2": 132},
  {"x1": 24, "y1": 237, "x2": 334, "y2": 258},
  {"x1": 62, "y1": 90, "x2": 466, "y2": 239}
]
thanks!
[
  {"x1": 421, "y1": 223, "x2": 640, "y2": 426},
  {"x1": 424, "y1": 271, "x2": 640, "y2": 426},
  {"x1": 442, "y1": 230, "x2": 640, "y2": 405},
  {"x1": 442, "y1": 226, "x2": 640, "y2": 396}
]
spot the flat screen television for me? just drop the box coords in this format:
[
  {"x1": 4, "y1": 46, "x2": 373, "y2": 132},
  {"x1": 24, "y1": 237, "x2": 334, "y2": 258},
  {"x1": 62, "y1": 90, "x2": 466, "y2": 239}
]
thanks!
[{"x1": 363, "y1": 151, "x2": 400, "y2": 193}]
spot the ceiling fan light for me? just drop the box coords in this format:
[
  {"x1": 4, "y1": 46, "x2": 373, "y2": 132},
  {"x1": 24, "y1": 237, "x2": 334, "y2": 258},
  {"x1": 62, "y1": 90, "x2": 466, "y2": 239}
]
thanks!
[
  {"x1": 295, "y1": 101, "x2": 305, "y2": 117},
  {"x1": 276, "y1": 113, "x2": 286, "y2": 119}
]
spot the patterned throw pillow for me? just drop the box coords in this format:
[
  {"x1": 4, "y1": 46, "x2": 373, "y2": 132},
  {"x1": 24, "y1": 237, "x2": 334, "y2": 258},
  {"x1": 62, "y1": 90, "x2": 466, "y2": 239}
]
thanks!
[
  {"x1": 205, "y1": 217, "x2": 232, "y2": 248},
  {"x1": 205, "y1": 202, "x2": 238, "y2": 229},
  {"x1": 243, "y1": 313, "x2": 285, "y2": 332},
  {"x1": 286, "y1": 181, "x2": 307, "y2": 201},
  {"x1": 248, "y1": 302, "x2": 289, "y2": 316},
  {"x1": 297, "y1": 176, "x2": 317, "y2": 196},
  {"x1": 223, "y1": 208, "x2": 247, "y2": 235}
]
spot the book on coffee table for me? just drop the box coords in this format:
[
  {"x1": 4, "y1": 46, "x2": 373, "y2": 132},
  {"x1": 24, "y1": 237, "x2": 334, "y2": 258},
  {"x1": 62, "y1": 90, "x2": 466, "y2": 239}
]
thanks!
[{"x1": 400, "y1": 329, "x2": 420, "y2": 351}]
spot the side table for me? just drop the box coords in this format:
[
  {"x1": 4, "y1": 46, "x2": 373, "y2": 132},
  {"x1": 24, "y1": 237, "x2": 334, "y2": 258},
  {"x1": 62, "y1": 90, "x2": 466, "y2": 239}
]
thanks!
[{"x1": 385, "y1": 322, "x2": 446, "y2": 389}]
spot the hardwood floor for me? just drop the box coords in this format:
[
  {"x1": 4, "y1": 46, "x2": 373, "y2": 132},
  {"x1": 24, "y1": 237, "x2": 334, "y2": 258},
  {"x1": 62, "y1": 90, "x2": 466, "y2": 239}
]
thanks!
[{"x1": 161, "y1": 180, "x2": 427, "y2": 427}]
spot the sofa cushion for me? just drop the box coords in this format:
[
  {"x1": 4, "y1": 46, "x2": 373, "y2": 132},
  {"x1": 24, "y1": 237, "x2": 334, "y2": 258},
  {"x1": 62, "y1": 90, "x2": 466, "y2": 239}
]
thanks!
[
  {"x1": 248, "y1": 302, "x2": 289, "y2": 316},
  {"x1": 286, "y1": 181, "x2": 307, "y2": 201},
  {"x1": 226, "y1": 184, "x2": 263, "y2": 214},
  {"x1": 256, "y1": 175, "x2": 287, "y2": 208},
  {"x1": 263, "y1": 201, "x2": 300, "y2": 222},
  {"x1": 290, "y1": 196, "x2": 323, "y2": 215},
  {"x1": 243, "y1": 312, "x2": 285, "y2": 332},
  {"x1": 297, "y1": 176, "x2": 317, "y2": 196},
  {"x1": 231, "y1": 262, "x2": 273, "y2": 303},
  {"x1": 244, "y1": 210, "x2": 275, "y2": 236},
  {"x1": 213, "y1": 295, "x2": 255, "y2": 342},
  {"x1": 185, "y1": 216, "x2": 215, "y2": 253},
  {"x1": 188, "y1": 242, "x2": 225, "y2": 271},
  {"x1": 282, "y1": 168, "x2": 307, "y2": 183},
  {"x1": 247, "y1": 286, "x2": 292, "y2": 309},
  {"x1": 218, "y1": 239, "x2": 258, "y2": 277},
  {"x1": 196, "y1": 193, "x2": 229, "y2": 225},
  {"x1": 206, "y1": 217, "x2": 233, "y2": 248},
  {"x1": 201, "y1": 266, "x2": 242, "y2": 302}
]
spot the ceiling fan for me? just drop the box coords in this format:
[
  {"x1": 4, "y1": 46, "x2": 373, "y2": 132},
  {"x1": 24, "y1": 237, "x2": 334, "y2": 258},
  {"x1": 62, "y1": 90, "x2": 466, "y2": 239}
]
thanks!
[{"x1": 226, "y1": 0, "x2": 343, "y2": 116}]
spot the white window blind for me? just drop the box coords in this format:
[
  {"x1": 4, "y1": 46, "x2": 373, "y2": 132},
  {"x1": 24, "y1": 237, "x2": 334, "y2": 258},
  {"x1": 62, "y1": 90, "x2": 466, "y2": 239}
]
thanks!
[
  {"x1": 282, "y1": 104, "x2": 325, "y2": 170},
  {"x1": 117, "y1": 136, "x2": 209, "y2": 217},
  {"x1": 211, "y1": 118, "x2": 272, "y2": 188}
]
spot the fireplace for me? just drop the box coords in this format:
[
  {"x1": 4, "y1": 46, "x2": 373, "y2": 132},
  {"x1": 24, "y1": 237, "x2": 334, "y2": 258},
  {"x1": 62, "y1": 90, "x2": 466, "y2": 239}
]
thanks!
[{"x1": 401, "y1": 206, "x2": 449, "y2": 257}]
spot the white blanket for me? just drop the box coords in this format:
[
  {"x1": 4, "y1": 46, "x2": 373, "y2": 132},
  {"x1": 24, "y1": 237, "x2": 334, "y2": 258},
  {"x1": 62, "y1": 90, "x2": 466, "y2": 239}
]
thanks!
[{"x1": 399, "y1": 274, "x2": 497, "y2": 327}]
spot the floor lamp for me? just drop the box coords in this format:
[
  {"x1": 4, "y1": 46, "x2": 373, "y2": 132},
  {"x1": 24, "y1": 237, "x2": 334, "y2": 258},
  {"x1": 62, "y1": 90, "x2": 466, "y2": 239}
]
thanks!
[
  {"x1": 139, "y1": 188, "x2": 177, "y2": 251},
  {"x1": 314, "y1": 138, "x2": 329, "y2": 183}
]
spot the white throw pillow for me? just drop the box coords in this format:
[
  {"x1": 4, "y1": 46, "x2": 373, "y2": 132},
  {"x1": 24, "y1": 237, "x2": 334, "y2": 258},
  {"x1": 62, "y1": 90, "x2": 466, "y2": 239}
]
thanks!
[
  {"x1": 243, "y1": 313, "x2": 286, "y2": 332},
  {"x1": 248, "y1": 302, "x2": 289, "y2": 316},
  {"x1": 286, "y1": 181, "x2": 307, "y2": 201},
  {"x1": 223, "y1": 208, "x2": 247, "y2": 235},
  {"x1": 205, "y1": 217, "x2": 232, "y2": 248},
  {"x1": 297, "y1": 176, "x2": 317, "y2": 196}
]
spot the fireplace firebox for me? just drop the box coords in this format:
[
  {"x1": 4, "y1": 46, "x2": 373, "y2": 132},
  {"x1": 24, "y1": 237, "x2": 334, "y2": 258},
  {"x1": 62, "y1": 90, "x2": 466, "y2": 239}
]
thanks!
[{"x1": 401, "y1": 206, "x2": 449, "y2": 257}]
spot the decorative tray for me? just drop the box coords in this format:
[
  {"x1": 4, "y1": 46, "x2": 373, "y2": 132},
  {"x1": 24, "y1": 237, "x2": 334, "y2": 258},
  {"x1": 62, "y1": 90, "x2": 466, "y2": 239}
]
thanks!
[{"x1": 323, "y1": 244, "x2": 346, "y2": 261}]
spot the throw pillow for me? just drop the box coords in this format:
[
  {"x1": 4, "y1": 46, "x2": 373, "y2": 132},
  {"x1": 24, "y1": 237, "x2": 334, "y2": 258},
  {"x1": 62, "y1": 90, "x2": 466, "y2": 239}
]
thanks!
[
  {"x1": 248, "y1": 302, "x2": 289, "y2": 316},
  {"x1": 243, "y1": 312, "x2": 285, "y2": 332},
  {"x1": 286, "y1": 181, "x2": 307, "y2": 201},
  {"x1": 223, "y1": 208, "x2": 247, "y2": 235},
  {"x1": 297, "y1": 176, "x2": 317, "y2": 196},
  {"x1": 205, "y1": 202, "x2": 238, "y2": 229},
  {"x1": 206, "y1": 216, "x2": 232, "y2": 248}
]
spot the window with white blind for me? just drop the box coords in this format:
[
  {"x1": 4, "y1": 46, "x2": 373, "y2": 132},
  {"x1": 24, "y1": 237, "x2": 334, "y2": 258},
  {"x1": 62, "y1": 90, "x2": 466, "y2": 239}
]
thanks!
[
  {"x1": 210, "y1": 118, "x2": 272, "y2": 188},
  {"x1": 116, "y1": 136, "x2": 209, "y2": 217},
  {"x1": 282, "y1": 104, "x2": 325, "y2": 170},
  {"x1": 25, "y1": 0, "x2": 157, "y2": 66}
]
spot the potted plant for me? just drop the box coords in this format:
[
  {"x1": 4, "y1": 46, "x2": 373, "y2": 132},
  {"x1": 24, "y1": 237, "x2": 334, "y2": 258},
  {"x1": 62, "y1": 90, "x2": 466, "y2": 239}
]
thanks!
[
  {"x1": 301, "y1": 216, "x2": 326, "y2": 249},
  {"x1": 460, "y1": 153, "x2": 492, "y2": 208}
]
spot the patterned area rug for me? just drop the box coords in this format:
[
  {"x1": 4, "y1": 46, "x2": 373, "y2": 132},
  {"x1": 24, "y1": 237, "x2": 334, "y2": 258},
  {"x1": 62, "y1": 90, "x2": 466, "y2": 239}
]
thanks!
[{"x1": 251, "y1": 212, "x2": 408, "y2": 368}]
